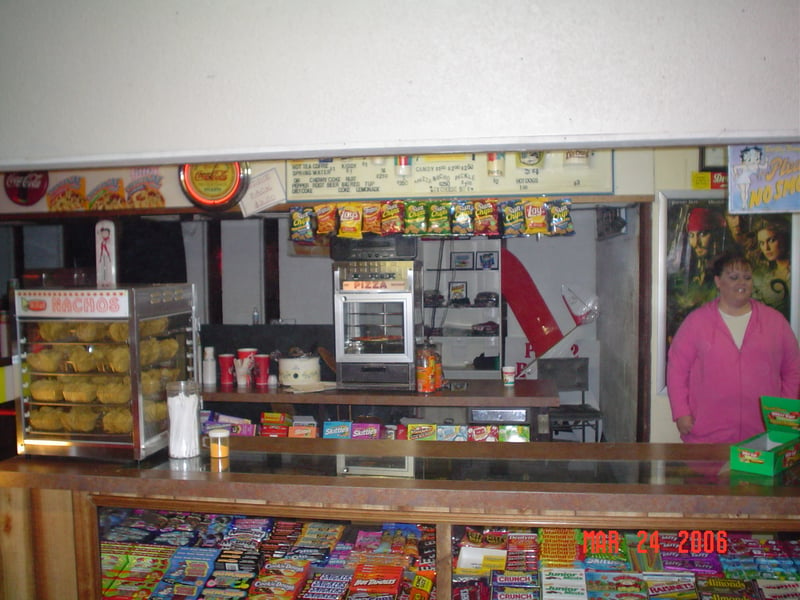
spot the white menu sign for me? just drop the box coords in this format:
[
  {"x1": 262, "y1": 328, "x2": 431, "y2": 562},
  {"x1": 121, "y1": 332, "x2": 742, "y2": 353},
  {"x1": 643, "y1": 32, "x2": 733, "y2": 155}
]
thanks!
[{"x1": 287, "y1": 151, "x2": 613, "y2": 201}]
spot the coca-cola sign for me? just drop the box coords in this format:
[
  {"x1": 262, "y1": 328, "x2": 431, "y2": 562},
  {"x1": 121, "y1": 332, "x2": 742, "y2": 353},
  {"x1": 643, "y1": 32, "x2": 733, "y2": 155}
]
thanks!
[{"x1": 3, "y1": 171, "x2": 48, "y2": 206}]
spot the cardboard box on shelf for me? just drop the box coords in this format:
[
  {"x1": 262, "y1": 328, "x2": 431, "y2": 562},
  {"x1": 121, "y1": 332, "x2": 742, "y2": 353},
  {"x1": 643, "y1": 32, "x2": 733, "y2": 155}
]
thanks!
[{"x1": 730, "y1": 396, "x2": 800, "y2": 476}]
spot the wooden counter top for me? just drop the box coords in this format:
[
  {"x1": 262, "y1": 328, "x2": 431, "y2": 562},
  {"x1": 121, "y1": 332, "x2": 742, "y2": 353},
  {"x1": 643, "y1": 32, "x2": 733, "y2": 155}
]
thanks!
[
  {"x1": 201, "y1": 378, "x2": 559, "y2": 407},
  {"x1": 2, "y1": 442, "x2": 799, "y2": 599},
  {"x1": 1, "y1": 442, "x2": 799, "y2": 525}
]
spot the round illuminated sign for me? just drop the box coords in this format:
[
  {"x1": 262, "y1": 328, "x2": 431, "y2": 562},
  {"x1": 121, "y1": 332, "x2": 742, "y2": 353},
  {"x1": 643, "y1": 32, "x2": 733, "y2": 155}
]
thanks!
[
  {"x1": 179, "y1": 162, "x2": 250, "y2": 211},
  {"x1": 4, "y1": 171, "x2": 49, "y2": 206}
]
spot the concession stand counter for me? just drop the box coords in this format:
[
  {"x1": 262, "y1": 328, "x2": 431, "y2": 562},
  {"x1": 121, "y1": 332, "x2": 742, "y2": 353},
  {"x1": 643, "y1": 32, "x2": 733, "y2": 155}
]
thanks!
[{"x1": 1, "y1": 441, "x2": 799, "y2": 599}]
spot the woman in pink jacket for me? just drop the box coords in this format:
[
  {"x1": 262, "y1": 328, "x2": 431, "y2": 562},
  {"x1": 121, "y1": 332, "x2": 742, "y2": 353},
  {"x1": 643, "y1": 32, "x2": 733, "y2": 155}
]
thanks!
[{"x1": 667, "y1": 250, "x2": 800, "y2": 444}]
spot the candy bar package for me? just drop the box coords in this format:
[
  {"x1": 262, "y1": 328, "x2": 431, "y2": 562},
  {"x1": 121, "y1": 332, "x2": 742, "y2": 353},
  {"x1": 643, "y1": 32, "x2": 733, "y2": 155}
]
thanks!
[
  {"x1": 695, "y1": 576, "x2": 759, "y2": 600},
  {"x1": 643, "y1": 572, "x2": 699, "y2": 600}
]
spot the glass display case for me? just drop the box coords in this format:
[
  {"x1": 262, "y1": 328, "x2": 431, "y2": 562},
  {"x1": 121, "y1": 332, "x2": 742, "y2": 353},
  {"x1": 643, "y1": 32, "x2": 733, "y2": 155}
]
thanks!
[
  {"x1": 333, "y1": 260, "x2": 422, "y2": 389},
  {"x1": 14, "y1": 284, "x2": 197, "y2": 460}
]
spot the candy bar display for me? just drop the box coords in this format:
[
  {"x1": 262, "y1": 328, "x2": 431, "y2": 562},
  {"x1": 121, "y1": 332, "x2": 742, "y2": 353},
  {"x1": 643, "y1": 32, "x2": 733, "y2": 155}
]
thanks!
[
  {"x1": 449, "y1": 527, "x2": 800, "y2": 600},
  {"x1": 15, "y1": 284, "x2": 198, "y2": 460},
  {"x1": 98, "y1": 508, "x2": 437, "y2": 600},
  {"x1": 289, "y1": 197, "x2": 575, "y2": 244},
  {"x1": 93, "y1": 512, "x2": 800, "y2": 600}
]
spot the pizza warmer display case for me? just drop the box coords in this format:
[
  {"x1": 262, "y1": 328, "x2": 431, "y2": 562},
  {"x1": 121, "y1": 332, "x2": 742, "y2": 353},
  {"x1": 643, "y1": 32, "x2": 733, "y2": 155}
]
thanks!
[{"x1": 14, "y1": 284, "x2": 198, "y2": 461}]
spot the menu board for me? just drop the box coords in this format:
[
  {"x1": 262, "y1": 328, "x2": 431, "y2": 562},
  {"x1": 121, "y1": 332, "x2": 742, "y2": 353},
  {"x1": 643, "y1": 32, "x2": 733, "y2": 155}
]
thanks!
[
  {"x1": 288, "y1": 151, "x2": 613, "y2": 201},
  {"x1": 0, "y1": 152, "x2": 614, "y2": 216}
]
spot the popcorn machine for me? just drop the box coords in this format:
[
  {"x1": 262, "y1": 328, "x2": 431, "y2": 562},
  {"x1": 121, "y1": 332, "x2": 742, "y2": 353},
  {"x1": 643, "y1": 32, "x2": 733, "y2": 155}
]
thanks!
[{"x1": 332, "y1": 237, "x2": 422, "y2": 390}]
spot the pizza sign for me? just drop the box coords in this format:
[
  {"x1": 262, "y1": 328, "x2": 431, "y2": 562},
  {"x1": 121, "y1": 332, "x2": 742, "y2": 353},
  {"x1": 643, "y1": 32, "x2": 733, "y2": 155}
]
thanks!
[{"x1": 3, "y1": 171, "x2": 48, "y2": 206}]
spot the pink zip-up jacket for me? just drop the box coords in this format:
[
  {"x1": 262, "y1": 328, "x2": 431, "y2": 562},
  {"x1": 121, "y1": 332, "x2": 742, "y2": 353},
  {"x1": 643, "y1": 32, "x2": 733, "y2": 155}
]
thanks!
[{"x1": 667, "y1": 298, "x2": 800, "y2": 444}]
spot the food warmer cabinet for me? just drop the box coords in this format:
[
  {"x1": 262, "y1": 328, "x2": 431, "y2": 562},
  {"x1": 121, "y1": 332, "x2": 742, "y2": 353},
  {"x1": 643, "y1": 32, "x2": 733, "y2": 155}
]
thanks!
[
  {"x1": 333, "y1": 260, "x2": 423, "y2": 390},
  {"x1": 14, "y1": 284, "x2": 197, "y2": 461}
]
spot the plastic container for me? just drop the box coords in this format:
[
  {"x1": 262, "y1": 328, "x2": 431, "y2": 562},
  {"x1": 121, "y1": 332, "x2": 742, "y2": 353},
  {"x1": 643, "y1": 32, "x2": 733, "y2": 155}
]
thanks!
[
  {"x1": 202, "y1": 347, "x2": 217, "y2": 386},
  {"x1": 208, "y1": 428, "x2": 230, "y2": 459},
  {"x1": 166, "y1": 381, "x2": 201, "y2": 459},
  {"x1": 416, "y1": 343, "x2": 441, "y2": 393}
]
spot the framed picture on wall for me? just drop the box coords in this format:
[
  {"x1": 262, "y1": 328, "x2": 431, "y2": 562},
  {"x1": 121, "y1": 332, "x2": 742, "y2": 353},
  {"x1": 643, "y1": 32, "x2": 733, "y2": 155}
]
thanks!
[
  {"x1": 476, "y1": 250, "x2": 499, "y2": 270},
  {"x1": 656, "y1": 190, "x2": 795, "y2": 392},
  {"x1": 448, "y1": 281, "x2": 468, "y2": 302},
  {"x1": 450, "y1": 252, "x2": 474, "y2": 270},
  {"x1": 699, "y1": 146, "x2": 728, "y2": 172}
]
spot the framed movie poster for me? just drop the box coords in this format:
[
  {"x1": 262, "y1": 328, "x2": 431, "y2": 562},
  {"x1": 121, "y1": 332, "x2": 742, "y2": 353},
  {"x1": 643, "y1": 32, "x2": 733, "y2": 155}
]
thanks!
[{"x1": 656, "y1": 190, "x2": 795, "y2": 391}]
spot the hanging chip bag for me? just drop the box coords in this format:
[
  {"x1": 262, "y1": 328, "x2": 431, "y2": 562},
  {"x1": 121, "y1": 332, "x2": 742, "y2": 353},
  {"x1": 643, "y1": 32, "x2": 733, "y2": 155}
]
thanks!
[
  {"x1": 523, "y1": 198, "x2": 549, "y2": 235},
  {"x1": 452, "y1": 201, "x2": 475, "y2": 236},
  {"x1": 381, "y1": 200, "x2": 405, "y2": 236},
  {"x1": 500, "y1": 199, "x2": 525, "y2": 238},
  {"x1": 314, "y1": 203, "x2": 337, "y2": 236},
  {"x1": 427, "y1": 201, "x2": 452, "y2": 236},
  {"x1": 337, "y1": 203, "x2": 363, "y2": 239},
  {"x1": 547, "y1": 199, "x2": 575, "y2": 235},
  {"x1": 290, "y1": 206, "x2": 316, "y2": 244},
  {"x1": 473, "y1": 199, "x2": 500, "y2": 236},
  {"x1": 404, "y1": 201, "x2": 428, "y2": 235}
]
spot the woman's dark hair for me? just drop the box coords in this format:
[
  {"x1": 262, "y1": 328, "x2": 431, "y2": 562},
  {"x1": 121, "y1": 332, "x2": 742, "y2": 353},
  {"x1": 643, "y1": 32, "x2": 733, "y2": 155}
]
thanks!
[
  {"x1": 754, "y1": 217, "x2": 791, "y2": 261},
  {"x1": 710, "y1": 250, "x2": 752, "y2": 277}
]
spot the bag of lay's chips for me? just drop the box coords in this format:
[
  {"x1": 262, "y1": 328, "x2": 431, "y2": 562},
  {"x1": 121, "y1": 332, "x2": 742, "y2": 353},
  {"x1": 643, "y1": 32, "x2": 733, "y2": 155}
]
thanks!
[
  {"x1": 523, "y1": 198, "x2": 549, "y2": 235},
  {"x1": 290, "y1": 206, "x2": 316, "y2": 244},
  {"x1": 337, "y1": 203, "x2": 363, "y2": 239},
  {"x1": 426, "y1": 201, "x2": 452, "y2": 236},
  {"x1": 500, "y1": 199, "x2": 525, "y2": 238},
  {"x1": 381, "y1": 200, "x2": 405, "y2": 236},
  {"x1": 404, "y1": 201, "x2": 427, "y2": 235}
]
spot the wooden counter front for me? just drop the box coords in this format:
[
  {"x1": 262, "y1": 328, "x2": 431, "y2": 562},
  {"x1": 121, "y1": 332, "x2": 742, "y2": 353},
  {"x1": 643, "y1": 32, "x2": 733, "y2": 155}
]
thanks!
[{"x1": 2, "y1": 441, "x2": 800, "y2": 599}]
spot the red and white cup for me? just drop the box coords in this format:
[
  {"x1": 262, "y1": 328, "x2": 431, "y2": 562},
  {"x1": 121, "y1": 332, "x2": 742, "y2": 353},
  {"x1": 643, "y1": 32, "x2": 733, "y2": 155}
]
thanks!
[
  {"x1": 218, "y1": 354, "x2": 235, "y2": 386},
  {"x1": 254, "y1": 354, "x2": 270, "y2": 386},
  {"x1": 236, "y1": 348, "x2": 257, "y2": 386}
]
